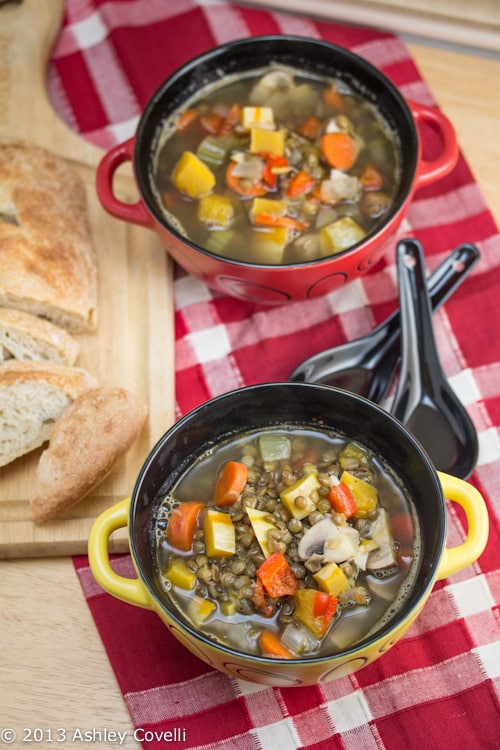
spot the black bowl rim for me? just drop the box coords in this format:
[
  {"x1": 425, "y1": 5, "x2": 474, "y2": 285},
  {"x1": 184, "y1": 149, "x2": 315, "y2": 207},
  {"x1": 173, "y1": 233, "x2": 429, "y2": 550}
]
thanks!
[{"x1": 128, "y1": 382, "x2": 445, "y2": 667}]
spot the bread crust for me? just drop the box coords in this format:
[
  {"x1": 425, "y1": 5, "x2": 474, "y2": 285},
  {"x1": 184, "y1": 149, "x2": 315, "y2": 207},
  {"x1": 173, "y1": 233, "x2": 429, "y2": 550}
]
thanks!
[
  {"x1": 0, "y1": 360, "x2": 96, "y2": 399},
  {"x1": 30, "y1": 386, "x2": 147, "y2": 523},
  {"x1": 0, "y1": 308, "x2": 79, "y2": 365},
  {"x1": 0, "y1": 140, "x2": 98, "y2": 332},
  {"x1": 0, "y1": 361, "x2": 98, "y2": 468}
]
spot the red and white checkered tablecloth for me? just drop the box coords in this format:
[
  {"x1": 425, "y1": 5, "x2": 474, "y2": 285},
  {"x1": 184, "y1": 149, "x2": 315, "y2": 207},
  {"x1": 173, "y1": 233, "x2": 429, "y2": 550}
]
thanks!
[{"x1": 50, "y1": 2, "x2": 500, "y2": 748}]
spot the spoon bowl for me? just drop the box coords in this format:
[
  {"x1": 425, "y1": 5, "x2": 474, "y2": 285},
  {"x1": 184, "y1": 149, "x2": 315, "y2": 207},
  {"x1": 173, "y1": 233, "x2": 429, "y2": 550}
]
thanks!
[
  {"x1": 391, "y1": 238, "x2": 479, "y2": 478},
  {"x1": 288, "y1": 242, "x2": 480, "y2": 404}
]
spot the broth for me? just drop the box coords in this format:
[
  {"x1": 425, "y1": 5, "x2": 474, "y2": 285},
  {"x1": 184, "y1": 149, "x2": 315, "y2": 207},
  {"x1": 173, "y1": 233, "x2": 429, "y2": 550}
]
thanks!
[
  {"x1": 152, "y1": 65, "x2": 400, "y2": 265},
  {"x1": 154, "y1": 426, "x2": 419, "y2": 659}
]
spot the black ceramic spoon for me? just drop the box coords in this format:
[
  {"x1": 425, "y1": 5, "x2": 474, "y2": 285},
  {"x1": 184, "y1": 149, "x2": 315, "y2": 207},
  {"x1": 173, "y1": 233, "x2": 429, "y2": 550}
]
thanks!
[
  {"x1": 288, "y1": 242, "x2": 480, "y2": 404},
  {"x1": 391, "y1": 238, "x2": 479, "y2": 478}
]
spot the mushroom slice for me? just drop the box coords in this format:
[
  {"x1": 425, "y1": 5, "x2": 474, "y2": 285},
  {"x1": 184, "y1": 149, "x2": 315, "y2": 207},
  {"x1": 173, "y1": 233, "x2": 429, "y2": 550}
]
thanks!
[
  {"x1": 297, "y1": 518, "x2": 337, "y2": 560},
  {"x1": 249, "y1": 68, "x2": 295, "y2": 104},
  {"x1": 324, "y1": 525, "x2": 359, "y2": 564},
  {"x1": 366, "y1": 509, "x2": 396, "y2": 570},
  {"x1": 298, "y1": 518, "x2": 360, "y2": 564}
]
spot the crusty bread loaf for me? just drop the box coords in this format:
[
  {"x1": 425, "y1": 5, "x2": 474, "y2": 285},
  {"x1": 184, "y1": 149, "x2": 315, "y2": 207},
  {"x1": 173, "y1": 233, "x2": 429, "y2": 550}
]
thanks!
[
  {"x1": 0, "y1": 361, "x2": 97, "y2": 468},
  {"x1": 30, "y1": 387, "x2": 147, "y2": 523},
  {"x1": 0, "y1": 140, "x2": 98, "y2": 332},
  {"x1": 0, "y1": 308, "x2": 79, "y2": 366}
]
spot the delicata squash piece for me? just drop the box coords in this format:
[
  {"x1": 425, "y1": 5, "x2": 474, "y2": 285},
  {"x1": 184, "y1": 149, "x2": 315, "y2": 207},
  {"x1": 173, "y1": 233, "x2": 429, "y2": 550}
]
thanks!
[
  {"x1": 341, "y1": 471, "x2": 379, "y2": 517},
  {"x1": 203, "y1": 509, "x2": 236, "y2": 557},
  {"x1": 280, "y1": 471, "x2": 320, "y2": 520}
]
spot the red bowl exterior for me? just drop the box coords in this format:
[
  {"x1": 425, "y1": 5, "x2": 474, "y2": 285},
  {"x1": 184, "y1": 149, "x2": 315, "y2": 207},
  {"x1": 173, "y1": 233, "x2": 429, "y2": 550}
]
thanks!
[{"x1": 96, "y1": 36, "x2": 457, "y2": 304}]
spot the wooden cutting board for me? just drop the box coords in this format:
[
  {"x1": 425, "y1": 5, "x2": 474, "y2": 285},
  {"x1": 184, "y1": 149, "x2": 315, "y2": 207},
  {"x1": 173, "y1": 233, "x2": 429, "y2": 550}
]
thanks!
[{"x1": 0, "y1": 0, "x2": 175, "y2": 557}]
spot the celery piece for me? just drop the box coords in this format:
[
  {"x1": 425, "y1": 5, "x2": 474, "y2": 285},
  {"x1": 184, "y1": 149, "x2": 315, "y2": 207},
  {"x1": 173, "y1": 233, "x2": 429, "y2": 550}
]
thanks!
[
  {"x1": 197, "y1": 135, "x2": 234, "y2": 167},
  {"x1": 259, "y1": 434, "x2": 291, "y2": 462},
  {"x1": 204, "y1": 228, "x2": 235, "y2": 256}
]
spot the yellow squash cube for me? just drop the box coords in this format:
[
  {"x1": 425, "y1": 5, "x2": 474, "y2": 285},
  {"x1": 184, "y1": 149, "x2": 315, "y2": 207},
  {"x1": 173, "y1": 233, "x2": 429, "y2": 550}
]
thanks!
[
  {"x1": 197, "y1": 193, "x2": 234, "y2": 228},
  {"x1": 250, "y1": 227, "x2": 288, "y2": 264},
  {"x1": 165, "y1": 559, "x2": 196, "y2": 590},
  {"x1": 319, "y1": 216, "x2": 366, "y2": 256},
  {"x1": 251, "y1": 197, "x2": 287, "y2": 219},
  {"x1": 250, "y1": 128, "x2": 285, "y2": 157},
  {"x1": 186, "y1": 595, "x2": 216, "y2": 626},
  {"x1": 313, "y1": 562, "x2": 350, "y2": 597},
  {"x1": 172, "y1": 150, "x2": 216, "y2": 199}
]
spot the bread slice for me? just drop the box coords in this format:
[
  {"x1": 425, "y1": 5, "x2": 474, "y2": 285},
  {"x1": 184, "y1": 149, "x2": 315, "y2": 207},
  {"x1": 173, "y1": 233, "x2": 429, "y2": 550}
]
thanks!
[
  {"x1": 0, "y1": 140, "x2": 98, "y2": 332},
  {"x1": 30, "y1": 387, "x2": 147, "y2": 523},
  {"x1": 0, "y1": 308, "x2": 79, "y2": 366},
  {"x1": 0, "y1": 361, "x2": 97, "y2": 468}
]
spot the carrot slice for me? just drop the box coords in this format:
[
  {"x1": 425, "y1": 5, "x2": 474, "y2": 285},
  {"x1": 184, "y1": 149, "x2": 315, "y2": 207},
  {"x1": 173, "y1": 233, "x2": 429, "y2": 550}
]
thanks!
[
  {"x1": 175, "y1": 108, "x2": 198, "y2": 131},
  {"x1": 200, "y1": 112, "x2": 224, "y2": 134},
  {"x1": 320, "y1": 132, "x2": 358, "y2": 170},
  {"x1": 296, "y1": 115, "x2": 322, "y2": 140},
  {"x1": 256, "y1": 551, "x2": 299, "y2": 598},
  {"x1": 287, "y1": 170, "x2": 316, "y2": 197},
  {"x1": 218, "y1": 103, "x2": 242, "y2": 136},
  {"x1": 252, "y1": 213, "x2": 308, "y2": 232},
  {"x1": 166, "y1": 501, "x2": 204, "y2": 551},
  {"x1": 214, "y1": 460, "x2": 248, "y2": 506},
  {"x1": 328, "y1": 482, "x2": 357, "y2": 519},
  {"x1": 225, "y1": 162, "x2": 267, "y2": 197},
  {"x1": 323, "y1": 83, "x2": 346, "y2": 111},
  {"x1": 259, "y1": 630, "x2": 294, "y2": 659},
  {"x1": 360, "y1": 163, "x2": 384, "y2": 191}
]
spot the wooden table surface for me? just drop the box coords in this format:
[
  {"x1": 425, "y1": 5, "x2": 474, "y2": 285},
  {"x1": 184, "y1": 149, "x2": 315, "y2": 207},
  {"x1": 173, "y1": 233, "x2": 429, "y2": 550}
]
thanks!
[{"x1": 1, "y1": 42, "x2": 499, "y2": 750}]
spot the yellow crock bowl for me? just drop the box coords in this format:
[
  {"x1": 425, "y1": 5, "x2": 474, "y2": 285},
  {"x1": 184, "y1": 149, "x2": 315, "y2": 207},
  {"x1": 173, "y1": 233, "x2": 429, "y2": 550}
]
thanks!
[{"x1": 88, "y1": 383, "x2": 489, "y2": 686}]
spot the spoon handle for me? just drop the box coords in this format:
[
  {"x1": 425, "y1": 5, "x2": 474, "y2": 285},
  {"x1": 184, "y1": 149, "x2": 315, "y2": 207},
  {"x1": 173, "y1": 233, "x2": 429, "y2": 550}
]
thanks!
[
  {"x1": 392, "y1": 238, "x2": 446, "y2": 421},
  {"x1": 364, "y1": 241, "x2": 480, "y2": 399}
]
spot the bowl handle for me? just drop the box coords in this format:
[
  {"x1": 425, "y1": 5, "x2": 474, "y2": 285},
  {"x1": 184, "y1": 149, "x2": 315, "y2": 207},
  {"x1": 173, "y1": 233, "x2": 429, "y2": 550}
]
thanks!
[
  {"x1": 409, "y1": 101, "x2": 459, "y2": 190},
  {"x1": 435, "y1": 471, "x2": 489, "y2": 580},
  {"x1": 88, "y1": 497, "x2": 153, "y2": 610},
  {"x1": 95, "y1": 138, "x2": 153, "y2": 228}
]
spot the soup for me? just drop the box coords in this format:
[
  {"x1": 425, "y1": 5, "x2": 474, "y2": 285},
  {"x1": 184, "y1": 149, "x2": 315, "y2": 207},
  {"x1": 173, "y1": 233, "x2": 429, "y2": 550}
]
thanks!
[
  {"x1": 154, "y1": 426, "x2": 419, "y2": 659},
  {"x1": 152, "y1": 65, "x2": 400, "y2": 265}
]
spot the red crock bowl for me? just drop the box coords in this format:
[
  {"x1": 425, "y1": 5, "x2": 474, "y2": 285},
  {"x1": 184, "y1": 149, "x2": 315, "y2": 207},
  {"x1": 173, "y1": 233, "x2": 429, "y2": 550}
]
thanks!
[{"x1": 96, "y1": 36, "x2": 458, "y2": 304}]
